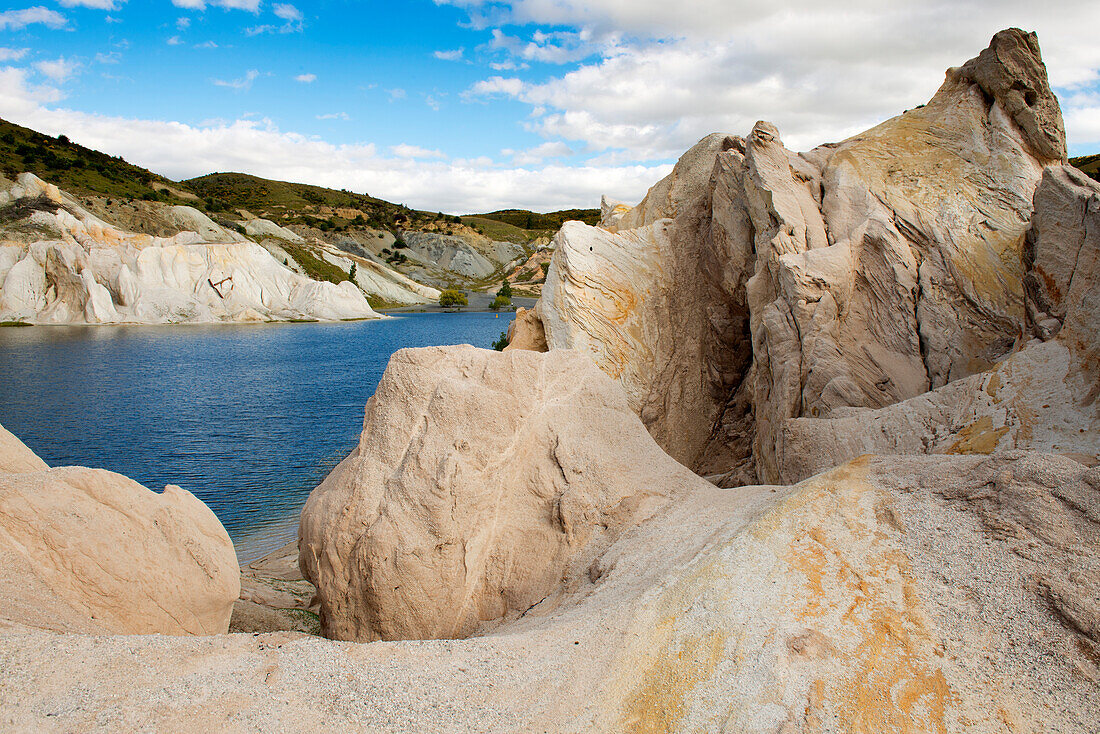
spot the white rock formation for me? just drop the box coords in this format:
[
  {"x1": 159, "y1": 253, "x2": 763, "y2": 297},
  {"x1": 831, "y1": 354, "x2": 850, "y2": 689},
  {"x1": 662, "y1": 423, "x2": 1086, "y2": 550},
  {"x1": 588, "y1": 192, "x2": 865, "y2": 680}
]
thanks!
[
  {"x1": 299, "y1": 345, "x2": 695, "y2": 641},
  {"x1": 515, "y1": 28, "x2": 1085, "y2": 484},
  {"x1": 0, "y1": 424, "x2": 239, "y2": 636},
  {"x1": 402, "y1": 231, "x2": 499, "y2": 280},
  {"x1": 0, "y1": 174, "x2": 382, "y2": 324}
]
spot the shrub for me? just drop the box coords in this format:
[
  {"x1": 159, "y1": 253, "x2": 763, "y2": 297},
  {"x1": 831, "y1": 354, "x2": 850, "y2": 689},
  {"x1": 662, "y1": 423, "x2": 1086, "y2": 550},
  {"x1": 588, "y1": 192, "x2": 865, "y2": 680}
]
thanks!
[
  {"x1": 439, "y1": 289, "x2": 467, "y2": 308},
  {"x1": 349, "y1": 262, "x2": 357, "y2": 282},
  {"x1": 491, "y1": 331, "x2": 509, "y2": 351},
  {"x1": 489, "y1": 295, "x2": 511, "y2": 310}
]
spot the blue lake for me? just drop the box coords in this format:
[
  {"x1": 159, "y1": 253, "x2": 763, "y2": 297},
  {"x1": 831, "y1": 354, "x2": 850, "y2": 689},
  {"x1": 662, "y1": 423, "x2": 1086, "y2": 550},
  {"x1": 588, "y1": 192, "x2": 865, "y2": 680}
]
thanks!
[{"x1": 0, "y1": 312, "x2": 513, "y2": 562}]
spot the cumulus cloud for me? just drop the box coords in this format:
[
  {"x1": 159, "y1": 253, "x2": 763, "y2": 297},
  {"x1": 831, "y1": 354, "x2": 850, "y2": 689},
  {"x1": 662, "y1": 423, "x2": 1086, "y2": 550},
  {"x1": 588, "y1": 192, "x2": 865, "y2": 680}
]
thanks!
[
  {"x1": 34, "y1": 57, "x2": 81, "y2": 83},
  {"x1": 0, "y1": 7, "x2": 67, "y2": 30},
  {"x1": 0, "y1": 68, "x2": 666, "y2": 211},
  {"x1": 452, "y1": 0, "x2": 1100, "y2": 154},
  {"x1": 295, "y1": 73, "x2": 316, "y2": 83},
  {"x1": 391, "y1": 144, "x2": 447, "y2": 159},
  {"x1": 502, "y1": 140, "x2": 573, "y2": 165}
]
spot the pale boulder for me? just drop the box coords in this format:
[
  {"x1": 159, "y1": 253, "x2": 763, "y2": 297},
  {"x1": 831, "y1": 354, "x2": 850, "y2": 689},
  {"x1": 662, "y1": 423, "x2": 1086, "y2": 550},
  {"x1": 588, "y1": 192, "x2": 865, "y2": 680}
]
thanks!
[
  {"x1": 0, "y1": 425, "x2": 240, "y2": 635},
  {"x1": 299, "y1": 345, "x2": 697, "y2": 641},
  {"x1": 503, "y1": 305, "x2": 547, "y2": 351}
]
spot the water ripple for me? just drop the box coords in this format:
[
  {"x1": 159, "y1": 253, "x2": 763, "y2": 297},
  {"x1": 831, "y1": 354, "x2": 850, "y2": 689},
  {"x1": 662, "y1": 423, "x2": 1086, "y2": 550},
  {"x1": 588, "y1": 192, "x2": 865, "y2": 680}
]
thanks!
[{"x1": 0, "y1": 313, "x2": 505, "y2": 562}]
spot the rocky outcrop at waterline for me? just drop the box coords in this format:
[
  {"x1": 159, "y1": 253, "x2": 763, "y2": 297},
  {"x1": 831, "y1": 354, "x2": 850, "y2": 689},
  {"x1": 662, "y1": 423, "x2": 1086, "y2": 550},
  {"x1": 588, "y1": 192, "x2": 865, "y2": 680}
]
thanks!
[
  {"x1": 0, "y1": 173, "x2": 423, "y2": 324},
  {"x1": 0, "y1": 423, "x2": 239, "y2": 636}
]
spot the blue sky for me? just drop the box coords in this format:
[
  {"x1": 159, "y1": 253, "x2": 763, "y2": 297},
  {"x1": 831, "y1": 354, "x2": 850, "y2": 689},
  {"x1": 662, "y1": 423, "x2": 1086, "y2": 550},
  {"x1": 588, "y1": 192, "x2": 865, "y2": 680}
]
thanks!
[{"x1": 1, "y1": 1, "x2": 1098, "y2": 212}]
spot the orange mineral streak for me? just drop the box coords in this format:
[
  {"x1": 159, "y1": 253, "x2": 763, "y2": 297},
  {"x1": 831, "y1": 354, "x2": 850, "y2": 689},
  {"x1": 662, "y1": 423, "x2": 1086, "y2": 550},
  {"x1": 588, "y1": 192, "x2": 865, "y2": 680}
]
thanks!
[{"x1": 783, "y1": 464, "x2": 954, "y2": 734}]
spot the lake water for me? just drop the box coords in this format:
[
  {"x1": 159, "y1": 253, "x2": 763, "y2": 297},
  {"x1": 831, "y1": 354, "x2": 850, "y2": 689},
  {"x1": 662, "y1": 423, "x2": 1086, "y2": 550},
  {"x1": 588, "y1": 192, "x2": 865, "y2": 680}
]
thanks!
[{"x1": 0, "y1": 312, "x2": 513, "y2": 562}]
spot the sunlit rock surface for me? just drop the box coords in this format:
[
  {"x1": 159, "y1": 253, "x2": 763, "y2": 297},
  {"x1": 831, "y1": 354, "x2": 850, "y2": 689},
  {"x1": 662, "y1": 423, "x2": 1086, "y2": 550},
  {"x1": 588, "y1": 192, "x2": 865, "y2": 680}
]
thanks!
[
  {"x1": 0, "y1": 173, "x2": 381, "y2": 324},
  {"x1": 0, "y1": 424, "x2": 239, "y2": 636}
]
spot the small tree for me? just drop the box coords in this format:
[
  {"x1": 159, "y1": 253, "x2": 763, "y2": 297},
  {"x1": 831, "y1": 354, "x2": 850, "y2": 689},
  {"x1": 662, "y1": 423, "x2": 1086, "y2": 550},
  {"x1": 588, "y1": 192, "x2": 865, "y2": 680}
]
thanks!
[
  {"x1": 491, "y1": 331, "x2": 509, "y2": 351},
  {"x1": 497, "y1": 281, "x2": 512, "y2": 299},
  {"x1": 348, "y1": 262, "x2": 357, "y2": 282},
  {"x1": 489, "y1": 295, "x2": 511, "y2": 311},
  {"x1": 439, "y1": 289, "x2": 467, "y2": 308}
]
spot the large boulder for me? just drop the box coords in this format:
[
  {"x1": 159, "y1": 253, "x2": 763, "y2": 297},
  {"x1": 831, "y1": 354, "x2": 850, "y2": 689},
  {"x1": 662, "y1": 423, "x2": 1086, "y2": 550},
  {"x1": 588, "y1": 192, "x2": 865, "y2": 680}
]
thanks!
[
  {"x1": 0, "y1": 424, "x2": 240, "y2": 635},
  {"x1": 299, "y1": 345, "x2": 700, "y2": 641},
  {"x1": 515, "y1": 28, "x2": 1071, "y2": 483}
]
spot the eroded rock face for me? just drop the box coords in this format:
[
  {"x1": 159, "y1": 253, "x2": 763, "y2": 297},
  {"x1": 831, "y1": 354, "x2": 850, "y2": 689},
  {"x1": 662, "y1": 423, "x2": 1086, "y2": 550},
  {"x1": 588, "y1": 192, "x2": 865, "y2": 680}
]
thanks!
[
  {"x1": 516, "y1": 28, "x2": 1072, "y2": 482},
  {"x1": 0, "y1": 173, "x2": 381, "y2": 324},
  {"x1": 776, "y1": 164, "x2": 1100, "y2": 482},
  {"x1": 0, "y1": 425, "x2": 239, "y2": 635},
  {"x1": 299, "y1": 345, "x2": 697, "y2": 641}
]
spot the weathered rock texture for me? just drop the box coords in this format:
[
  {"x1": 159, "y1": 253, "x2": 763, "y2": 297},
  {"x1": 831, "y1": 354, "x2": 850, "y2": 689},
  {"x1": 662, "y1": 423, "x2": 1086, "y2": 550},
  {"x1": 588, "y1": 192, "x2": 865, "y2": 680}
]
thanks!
[
  {"x1": 515, "y1": 29, "x2": 1087, "y2": 485},
  {"x1": 6, "y1": 452, "x2": 1098, "y2": 731},
  {"x1": 0, "y1": 424, "x2": 239, "y2": 635},
  {"x1": 299, "y1": 345, "x2": 695, "y2": 641},
  {"x1": 0, "y1": 174, "x2": 384, "y2": 324}
]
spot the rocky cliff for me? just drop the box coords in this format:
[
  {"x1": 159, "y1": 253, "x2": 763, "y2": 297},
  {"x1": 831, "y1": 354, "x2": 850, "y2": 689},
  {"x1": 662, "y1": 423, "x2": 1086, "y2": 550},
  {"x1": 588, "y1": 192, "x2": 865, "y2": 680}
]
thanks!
[
  {"x1": 0, "y1": 173, "x2": 386, "y2": 324},
  {"x1": 512, "y1": 28, "x2": 1095, "y2": 485}
]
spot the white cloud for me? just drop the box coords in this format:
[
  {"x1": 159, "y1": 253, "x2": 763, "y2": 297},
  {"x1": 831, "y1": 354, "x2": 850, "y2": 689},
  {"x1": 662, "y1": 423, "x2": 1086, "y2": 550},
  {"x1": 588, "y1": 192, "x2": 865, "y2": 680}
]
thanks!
[
  {"x1": 489, "y1": 60, "x2": 528, "y2": 71},
  {"x1": 316, "y1": 112, "x2": 349, "y2": 120},
  {"x1": 57, "y1": 0, "x2": 121, "y2": 9},
  {"x1": 0, "y1": 69, "x2": 666, "y2": 212},
  {"x1": 0, "y1": 48, "x2": 29, "y2": 62},
  {"x1": 387, "y1": 88, "x2": 406, "y2": 101},
  {"x1": 0, "y1": 7, "x2": 67, "y2": 30},
  {"x1": 34, "y1": 57, "x2": 80, "y2": 83},
  {"x1": 503, "y1": 140, "x2": 573, "y2": 165},
  {"x1": 391, "y1": 144, "x2": 447, "y2": 159},
  {"x1": 212, "y1": 69, "x2": 260, "y2": 91},
  {"x1": 173, "y1": 0, "x2": 261, "y2": 10},
  {"x1": 434, "y1": 48, "x2": 465, "y2": 61},
  {"x1": 95, "y1": 51, "x2": 121, "y2": 64},
  {"x1": 466, "y1": 75, "x2": 524, "y2": 98},
  {"x1": 295, "y1": 73, "x2": 316, "y2": 83},
  {"x1": 452, "y1": 0, "x2": 1100, "y2": 156},
  {"x1": 176, "y1": 16, "x2": 191, "y2": 29},
  {"x1": 272, "y1": 3, "x2": 301, "y2": 21},
  {"x1": 166, "y1": 35, "x2": 183, "y2": 45},
  {"x1": 194, "y1": 40, "x2": 218, "y2": 48}
]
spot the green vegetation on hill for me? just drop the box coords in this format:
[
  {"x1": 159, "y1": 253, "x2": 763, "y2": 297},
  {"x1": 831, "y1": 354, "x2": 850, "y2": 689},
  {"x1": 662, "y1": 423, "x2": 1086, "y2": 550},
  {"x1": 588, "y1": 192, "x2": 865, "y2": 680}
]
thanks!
[
  {"x1": 0, "y1": 117, "x2": 185, "y2": 202},
  {"x1": 466, "y1": 208, "x2": 600, "y2": 230},
  {"x1": 184, "y1": 172, "x2": 447, "y2": 231},
  {"x1": 0, "y1": 115, "x2": 596, "y2": 242},
  {"x1": 1070, "y1": 154, "x2": 1100, "y2": 183},
  {"x1": 280, "y1": 242, "x2": 352, "y2": 285}
]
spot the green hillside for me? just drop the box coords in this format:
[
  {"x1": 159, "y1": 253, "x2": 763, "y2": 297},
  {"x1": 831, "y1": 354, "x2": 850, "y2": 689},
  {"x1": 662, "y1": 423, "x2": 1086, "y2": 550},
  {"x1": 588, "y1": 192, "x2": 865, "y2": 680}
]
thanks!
[
  {"x1": 0, "y1": 115, "x2": 600, "y2": 236},
  {"x1": 1070, "y1": 154, "x2": 1100, "y2": 182},
  {"x1": 0, "y1": 117, "x2": 186, "y2": 202},
  {"x1": 467, "y1": 208, "x2": 600, "y2": 229}
]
